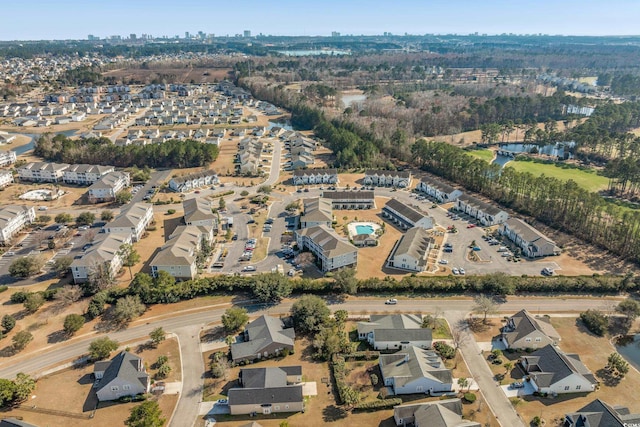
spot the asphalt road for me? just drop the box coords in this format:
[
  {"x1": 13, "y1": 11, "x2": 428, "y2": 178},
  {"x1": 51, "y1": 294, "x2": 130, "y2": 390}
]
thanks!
[{"x1": 0, "y1": 297, "x2": 618, "y2": 427}]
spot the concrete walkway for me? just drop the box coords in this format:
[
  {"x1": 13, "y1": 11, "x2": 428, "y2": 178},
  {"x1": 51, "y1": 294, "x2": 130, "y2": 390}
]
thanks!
[
  {"x1": 444, "y1": 311, "x2": 525, "y2": 427},
  {"x1": 169, "y1": 325, "x2": 205, "y2": 427}
]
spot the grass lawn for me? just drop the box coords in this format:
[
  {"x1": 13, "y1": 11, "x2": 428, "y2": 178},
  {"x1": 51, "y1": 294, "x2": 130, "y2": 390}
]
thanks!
[
  {"x1": 507, "y1": 160, "x2": 609, "y2": 193},
  {"x1": 466, "y1": 149, "x2": 495, "y2": 163}
]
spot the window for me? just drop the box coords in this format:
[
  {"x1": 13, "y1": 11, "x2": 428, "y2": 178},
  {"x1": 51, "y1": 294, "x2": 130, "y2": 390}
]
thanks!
[
  {"x1": 274, "y1": 406, "x2": 280, "y2": 410},
  {"x1": 111, "y1": 386, "x2": 119, "y2": 391},
  {"x1": 535, "y1": 337, "x2": 542, "y2": 342},
  {"x1": 123, "y1": 385, "x2": 131, "y2": 390},
  {"x1": 564, "y1": 386, "x2": 570, "y2": 391},
  {"x1": 576, "y1": 385, "x2": 581, "y2": 390},
  {"x1": 525, "y1": 338, "x2": 532, "y2": 342},
  {"x1": 416, "y1": 386, "x2": 423, "y2": 392},
  {"x1": 285, "y1": 405, "x2": 289, "y2": 410}
]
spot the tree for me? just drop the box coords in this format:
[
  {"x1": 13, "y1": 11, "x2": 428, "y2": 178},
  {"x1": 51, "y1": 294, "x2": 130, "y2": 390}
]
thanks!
[
  {"x1": 334, "y1": 309, "x2": 348, "y2": 325},
  {"x1": 89, "y1": 336, "x2": 119, "y2": 361},
  {"x1": 149, "y1": 327, "x2": 166, "y2": 347},
  {"x1": 12, "y1": 373, "x2": 35, "y2": 402},
  {"x1": 113, "y1": 295, "x2": 146, "y2": 324},
  {"x1": 52, "y1": 256, "x2": 73, "y2": 276},
  {"x1": 84, "y1": 262, "x2": 116, "y2": 295},
  {"x1": 1, "y1": 314, "x2": 16, "y2": 333},
  {"x1": 341, "y1": 386, "x2": 360, "y2": 408},
  {"x1": 118, "y1": 243, "x2": 141, "y2": 279},
  {"x1": 35, "y1": 214, "x2": 51, "y2": 224},
  {"x1": 125, "y1": 400, "x2": 166, "y2": 427},
  {"x1": 312, "y1": 325, "x2": 345, "y2": 359},
  {"x1": 115, "y1": 190, "x2": 133, "y2": 205},
  {"x1": 12, "y1": 331, "x2": 33, "y2": 351},
  {"x1": 291, "y1": 295, "x2": 330, "y2": 335},
  {"x1": 76, "y1": 211, "x2": 96, "y2": 226},
  {"x1": 156, "y1": 363, "x2": 171, "y2": 379},
  {"x1": 472, "y1": 295, "x2": 497, "y2": 324},
  {"x1": 252, "y1": 273, "x2": 292, "y2": 303},
  {"x1": 23, "y1": 292, "x2": 44, "y2": 314},
  {"x1": 0, "y1": 378, "x2": 16, "y2": 407},
  {"x1": 616, "y1": 298, "x2": 640, "y2": 322},
  {"x1": 607, "y1": 352, "x2": 630, "y2": 378},
  {"x1": 257, "y1": 185, "x2": 272, "y2": 194},
  {"x1": 101, "y1": 210, "x2": 114, "y2": 221},
  {"x1": 504, "y1": 362, "x2": 514, "y2": 373},
  {"x1": 54, "y1": 213, "x2": 73, "y2": 224},
  {"x1": 54, "y1": 285, "x2": 82, "y2": 306},
  {"x1": 579, "y1": 310, "x2": 608, "y2": 336},
  {"x1": 63, "y1": 314, "x2": 85, "y2": 336},
  {"x1": 219, "y1": 197, "x2": 226, "y2": 210},
  {"x1": 221, "y1": 307, "x2": 249, "y2": 333},
  {"x1": 9, "y1": 255, "x2": 45, "y2": 278},
  {"x1": 457, "y1": 377, "x2": 469, "y2": 391},
  {"x1": 240, "y1": 190, "x2": 249, "y2": 197},
  {"x1": 333, "y1": 267, "x2": 358, "y2": 294}
]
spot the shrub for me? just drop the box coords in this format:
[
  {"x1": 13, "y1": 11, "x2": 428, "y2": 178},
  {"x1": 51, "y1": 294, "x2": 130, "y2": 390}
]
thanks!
[
  {"x1": 580, "y1": 309, "x2": 608, "y2": 336},
  {"x1": 354, "y1": 398, "x2": 402, "y2": 411},
  {"x1": 10, "y1": 291, "x2": 30, "y2": 304},
  {"x1": 463, "y1": 392, "x2": 477, "y2": 403},
  {"x1": 167, "y1": 209, "x2": 176, "y2": 215},
  {"x1": 0, "y1": 285, "x2": 7, "y2": 293},
  {"x1": 433, "y1": 341, "x2": 456, "y2": 359}
]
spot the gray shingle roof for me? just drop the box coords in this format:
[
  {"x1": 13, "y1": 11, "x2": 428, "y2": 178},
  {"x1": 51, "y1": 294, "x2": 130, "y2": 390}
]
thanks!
[
  {"x1": 228, "y1": 385, "x2": 303, "y2": 406},
  {"x1": 357, "y1": 314, "x2": 423, "y2": 336},
  {"x1": 384, "y1": 199, "x2": 430, "y2": 224},
  {"x1": 183, "y1": 198, "x2": 215, "y2": 223},
  {"x1": 394, "y1": 399, "x2": 481, "y2": 427},
  {"x1": 230, "y1": 315, "x2": 295, "y2": 361},
  {"x1": 565, "y1": 399, "x2": 640, "y2": 427},
  {"x1": 296, "y1": 225, "x2": 357, "y2": 258},
  {"x1": 301, "y1": 197, "x2": 332, "y2": 223},
  {"x1": 95, "y1": 351, "x2": 149, "y2": 393},
  {"x1": 322, "y1": 190, "x2": 375, "y2": 201},
  {"x1": 0, "y1": 419, "x2": 39, "y2": 427},
  {"x1": 502, "y1": 309, "x2": 561, "y2": 344},
  {"x1": 420, "y1": 175, "x2": 458, "y2": 195},
  {"x1": 380, "y1": 346, "x2": 451, "y2": 388},
  {"x1": 522, "y1": 345, "x2": 598, "y2": 388},
  {"x1": 366, "y1": 169, "x2": 411, "y2": 179},
  {"x1": 457, "y1": 194, "x2": 504, "y2": 216},
  {"x1": 391, "y1": 227, "x2": 434, "y2": 267},
  {"x1": 293, "y1": 168, "x2": 337, "y2": 177},
  {"x1": 240, "y1": 366, "x2": 302, "y2": 389}
]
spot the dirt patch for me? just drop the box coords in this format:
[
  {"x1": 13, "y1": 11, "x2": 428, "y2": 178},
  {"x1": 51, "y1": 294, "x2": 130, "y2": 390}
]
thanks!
[{"x1": 102, "y1": 67, "x2": 233, "y2": 85}]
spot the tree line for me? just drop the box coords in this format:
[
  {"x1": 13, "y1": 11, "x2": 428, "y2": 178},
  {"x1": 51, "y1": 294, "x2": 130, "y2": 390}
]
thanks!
[{"x1": 34, "y1": 134, "x2": 218, "y2": 169}]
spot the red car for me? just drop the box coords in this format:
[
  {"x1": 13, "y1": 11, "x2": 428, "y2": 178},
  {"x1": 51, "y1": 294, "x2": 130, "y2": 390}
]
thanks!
[{"x1": 467, "y1": 224, "x2": 476, "y2": 228}]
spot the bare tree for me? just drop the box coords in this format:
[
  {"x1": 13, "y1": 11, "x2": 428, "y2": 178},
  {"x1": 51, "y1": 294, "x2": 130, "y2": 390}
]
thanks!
[
  {"x1": 472, "y1": 295, "x2": 497, "y2": 324},
  {"x1": 54, "y1": 285, "x2": 83, "y2": 306},
  {"x1": 451, "y1": 319, "x2": 469, "y2": 351}
]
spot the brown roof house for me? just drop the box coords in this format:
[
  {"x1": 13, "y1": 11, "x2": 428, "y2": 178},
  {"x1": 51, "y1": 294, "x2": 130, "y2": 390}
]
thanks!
[{"x1": 230, "y1": 315, "x2": 295, "y2": 363}]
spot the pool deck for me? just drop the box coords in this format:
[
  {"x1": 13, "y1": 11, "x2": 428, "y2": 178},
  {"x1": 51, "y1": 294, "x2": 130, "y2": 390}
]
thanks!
[{"x1": 347, "y1": 221, "x2": 381, "y2": 240}]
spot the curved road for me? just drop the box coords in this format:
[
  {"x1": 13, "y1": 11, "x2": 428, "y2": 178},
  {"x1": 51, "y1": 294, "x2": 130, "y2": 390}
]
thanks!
[{"x1": 0, "y1": 296, "x2": 618, "y2": 427}]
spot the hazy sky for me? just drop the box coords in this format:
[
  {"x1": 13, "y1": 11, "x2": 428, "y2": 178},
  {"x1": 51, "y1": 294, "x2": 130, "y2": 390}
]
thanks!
[{"x1": 3, "y1": 0, "x2": 640, "y2": 40}]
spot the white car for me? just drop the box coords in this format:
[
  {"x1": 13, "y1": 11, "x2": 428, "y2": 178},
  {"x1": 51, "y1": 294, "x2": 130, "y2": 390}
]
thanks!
[
  {"x1": 452, "y1": 268, "x2": 459, "y2": 275},
  {"x1": 242, "y1": 266, "x2": 256, "y2": 272},
  {"x1": 459, "y1": 267, "x2": 466, "y2": 275},
  {"x1": 438, "y1": 259, "x2": 449, "y2": 265},
  {"x1": 385, "y1": 298, "x2": 398, "y2": 305}
]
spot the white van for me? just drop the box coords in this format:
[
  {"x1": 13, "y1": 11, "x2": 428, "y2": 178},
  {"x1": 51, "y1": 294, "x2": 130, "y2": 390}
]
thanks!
[{"x1": 497, "y1": 246, "x2": 508, "y2": 252}]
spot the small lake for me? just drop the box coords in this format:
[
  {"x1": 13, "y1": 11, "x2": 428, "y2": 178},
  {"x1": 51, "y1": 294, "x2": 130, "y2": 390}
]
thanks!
[
  {"x1": 276, "y1": 49, "x2": 351, "y2": 56},
  {"x1": 616, "y1": 335, "x2": 640, "y2": 372},
  {"x1": 341, "y1": 93, "x2": 367, "y2": 109}
]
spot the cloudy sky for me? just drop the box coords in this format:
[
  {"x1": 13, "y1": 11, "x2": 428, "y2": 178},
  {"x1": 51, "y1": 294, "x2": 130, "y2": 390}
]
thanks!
[{"x1": 2, "y1": 0, "x2": 639, "y2": 40}]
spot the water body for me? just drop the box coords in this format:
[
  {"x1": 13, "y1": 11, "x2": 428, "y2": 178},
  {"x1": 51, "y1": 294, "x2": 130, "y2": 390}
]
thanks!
[
  {"x1": 276, "y1": 50, "x2": 351, "y2": 57},
  {"x1": 7, "y1": 129, "x2": 79, "y2": 155},
  {"x1": 616, "y1": 336, "x2": 640, "y2": 372},
  {"x1": 341, "y1": 93, "x2": 367, "y2": 109},
  {"x1": 491, "y1": 141, "x2": 576, "y2": 169}
]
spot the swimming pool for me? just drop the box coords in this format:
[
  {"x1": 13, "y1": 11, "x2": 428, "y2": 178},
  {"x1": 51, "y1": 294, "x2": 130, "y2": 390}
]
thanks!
[{"x1": 355, "y1": 225, "x2": 375, "y2": 235}]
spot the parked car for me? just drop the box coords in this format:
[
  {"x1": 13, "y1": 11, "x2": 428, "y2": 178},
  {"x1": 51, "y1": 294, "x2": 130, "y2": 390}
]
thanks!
[
  {"x1": 459, "y1": 267, "x2": 466, "y2": 275},
  {"x1": 438, "y1": 259, "x2": 449, "y2": 265},
  {"x1": 467, "y1": 224, "x2": 476, "y2": 228},
  {"x1": 452, "y1": 268, "x2": 459, "y2": 275},
  {"x1": 231, "y1": 234, "x2": 238, "y2": 241},
  {"x1": 510, "y1": 382, "x2": 525, "y2": 389},
  {"x1": 242, "y1": 266, "x2": 256, "y2": 272},
  {"x1": 217, "y1": 399, "x2": 228, "y2": 405},
  {"x1": 384, "y1": 298, "x2": 398, "y2": 305}
]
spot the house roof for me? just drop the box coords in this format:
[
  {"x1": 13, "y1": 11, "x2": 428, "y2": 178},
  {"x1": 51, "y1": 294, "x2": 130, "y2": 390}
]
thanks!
[
  {"x1": 322, "y1": 190, "x2": 375, "y2": 201},
  {"x1": 183, "y1": 198, "x2": 215, "y2": 224},
  {"x1": 522, "y1": 344, "x2": 598, "y2": 388},
  {"x1": 375, "y1": 328, "x2": 432, "y2": 343},
  {"x1": 0, "y1": 419, "x2": 39, "y2": 427},
  {"x1": 18, "y1": 161, "x2": 69, "y2": 172},
  {"x1": 70, "y1": 232, "x2": 131, "y2": 268},
  {"x1": 296, "y1": 225, "x2": 357, "y2": 258},
  {"x1": 88, "y1": 171, "x2": 129, "y2": 190},
  {"x1": 366, "y1": 169, "x2": 411, "y2": 179},
  {"x1": 170, "y1": 170, "x2": 217, "y2": 185},
  {"x1": 420, "y1": 175, "x2": 459, "y2": 195},
  {"x1": 391, "y1": 227, "x2": 434, "y2": 267},
  {"x1": 105, "y1": 203, "x2": 152, "y2": 229},
  {"x1": 380, "y1": 346, "x2": 452, "y2": 388},
  {"x1": 395, "y1": 399, "x2": 479, "y2": 427},
  {"x1": 293, "y1": 168, "x2": 337, "y2": 177},
  {"x1": 457, "y1": 195, "x2": 505, "y2": 216},
  {"x1": 150, "y1": 225, "x2": 209, "y2": 267},
  {"x1": 384, "y1": 199, "x2": 431, "y2": 224},
  {"x1": 228, "y1": 385, "x2": 303, "y2": 406},
  {"x1": 65, "y1": 164, "x2": 113, "y2": 174},
  {"x1": 301, "y1": 197, "x2": 332, "y2": 223},
  {"x1": 240, "y1": 366, "x2": 302, "y2": 389},
  {"x1": 95, "y1": 351, "x2": 149, "y2": 393},
  {"x1": 358, "y1": 314, "x2": 423, "y2": 336},
  {"x1": 504, "y1": 218, "x2": 558, "y2": 252},
  {"x1": 231, "y1": 315, "x2": 295, "y2": 361},
  {"x1": 0, "y1": 205, "x2": 32, "y2": 229},
  {"x1": 503, "y1": 309, "x2": 561, "y2": 345},
  {"x1": 565, "y1": 398, "x2": 640, "y2": 427}
]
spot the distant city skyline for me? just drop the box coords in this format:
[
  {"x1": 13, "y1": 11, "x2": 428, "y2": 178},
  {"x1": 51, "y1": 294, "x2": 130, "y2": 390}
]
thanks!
[{"x1": 2, "y1": 0, "x2": 640, "y2": 41}]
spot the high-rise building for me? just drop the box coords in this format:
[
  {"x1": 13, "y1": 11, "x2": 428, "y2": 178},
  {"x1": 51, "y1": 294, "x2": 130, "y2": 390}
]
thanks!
[
  {"x1": 244, "y1": 30, "x2": 251, "y2": 38},
  {"x1": 185, "y1": 31, "x2": 191, "y2": 39},
  {"x1": 331, "y1": 31, "x2": 341, "y2": 37},
  {"x1": 130, "y1": 33, "x2": 137, "y2": 40},
  {"x1": 88, "y1": 34, "x2": 98, "y2": 41}
]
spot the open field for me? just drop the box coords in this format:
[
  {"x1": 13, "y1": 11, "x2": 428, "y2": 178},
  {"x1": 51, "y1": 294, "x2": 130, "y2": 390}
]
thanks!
[
  {"x1": 102, "y1": 67, "x2": 233, "y2": 84},
  {"x1": 506, "y1": 160, "x2": 609, "y2": 193},
  {"x1": 1, "y1": 337, "x2": 181, "y2": 427},
  {"x1": 466, "y1": 149, "x2": 495, "y2": 163}
]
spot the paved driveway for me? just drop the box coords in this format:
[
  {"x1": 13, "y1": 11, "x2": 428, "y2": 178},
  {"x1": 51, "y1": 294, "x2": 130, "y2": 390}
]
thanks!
[{"x1": 501, "y1": 380, "x2": 535, "y2": 398}]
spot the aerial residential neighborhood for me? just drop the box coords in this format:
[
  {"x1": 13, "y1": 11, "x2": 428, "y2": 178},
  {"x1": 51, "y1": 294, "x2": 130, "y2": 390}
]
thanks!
[{"x1": 1, "y1": 7, "x2": 640, "y2": 427}]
